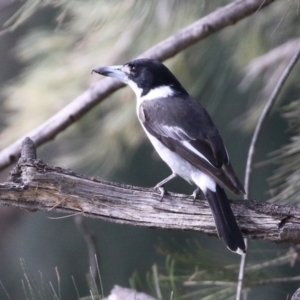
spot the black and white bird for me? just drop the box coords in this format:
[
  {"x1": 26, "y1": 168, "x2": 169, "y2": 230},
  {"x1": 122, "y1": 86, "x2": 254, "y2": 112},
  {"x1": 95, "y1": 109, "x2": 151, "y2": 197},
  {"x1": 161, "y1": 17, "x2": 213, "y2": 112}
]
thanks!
[{"x1": 92, "y1": 58, "x2": 246, "y2": 255}]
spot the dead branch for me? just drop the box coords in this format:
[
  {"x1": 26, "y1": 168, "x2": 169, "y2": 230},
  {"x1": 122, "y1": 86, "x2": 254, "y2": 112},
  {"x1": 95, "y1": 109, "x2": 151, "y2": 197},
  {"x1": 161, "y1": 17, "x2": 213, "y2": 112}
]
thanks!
[
  {"x1": 0, "y1": 138, "x2": 300, "y2": 244},
  {"x1": 0, "y1": 0, "x2": 276, "y2": 171}
]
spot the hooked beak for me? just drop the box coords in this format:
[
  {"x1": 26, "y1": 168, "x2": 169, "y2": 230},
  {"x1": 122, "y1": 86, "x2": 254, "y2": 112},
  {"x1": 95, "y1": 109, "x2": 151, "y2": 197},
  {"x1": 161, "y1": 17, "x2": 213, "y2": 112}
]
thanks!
[{"x1": 92, "y1": 65, "x2": 128, "y2": 82}]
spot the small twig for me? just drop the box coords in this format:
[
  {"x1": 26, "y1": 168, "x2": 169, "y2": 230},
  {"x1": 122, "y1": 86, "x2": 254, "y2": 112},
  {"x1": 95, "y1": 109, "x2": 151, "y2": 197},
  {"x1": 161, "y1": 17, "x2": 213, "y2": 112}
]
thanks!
[
  {"x1": 55, "y1": 267, "x2": 61, "y2": 300},
  {"x1": 236, "y1": 48, "x2": 300, "y2": 300},
  {"x1": 47, "y1": 196, "x2": 68, "y2": 212},
  {"x1": 71, "y1": 276, "x2": 80, "y2": 299},
  {"x1": 271, "y1": 0, "x2": 294, "y2": 37},
  {"x1": 152, "y1": 264, "x2": 162, "y2": 300},
  {"x1": 255, "y1": 0, "x2": 266, "y2": 13},
  {"x1": 49, "y1": 281, "x2": 59, "y2": 300},
  {"x1": 74, "y1": 215, "x2": 99, "y2": 294},
  {"x1": 184, "y1": 280, "x2": 237, "y2": 287},
  {"x1": 47, "y1": 211, "x2": 84, "y2": 219},
  {"x1": 252, "y1": 276, "x2": 300, "y2": 286},
  {"x1": 245, "y1": 247, "x2": 298, "y2": 272},
  {"x1": 95, "y1": 255, "x2": 104, "y2": 298},
  {"x1": 38, "y1": 271, "x2": 46, "y2": 300},
  {"x1": 90, "y1": 289, "x2": 95, "y2": 300},
  {"x1": 0, "y1": 280, "x2": 12, "y2": 300},
  {"x1": 89, "y1": 266, "x2": 99, "y2": 297},
  {"x1": 236, "y1": 241, "x2": 248, "y2": 300}
]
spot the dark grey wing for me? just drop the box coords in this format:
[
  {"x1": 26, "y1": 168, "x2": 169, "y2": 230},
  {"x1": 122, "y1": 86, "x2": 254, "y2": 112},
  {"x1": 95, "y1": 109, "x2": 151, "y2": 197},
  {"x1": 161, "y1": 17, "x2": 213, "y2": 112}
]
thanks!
[{"x1": 140, "y1": 97, "x2": 244, "y2": 195}]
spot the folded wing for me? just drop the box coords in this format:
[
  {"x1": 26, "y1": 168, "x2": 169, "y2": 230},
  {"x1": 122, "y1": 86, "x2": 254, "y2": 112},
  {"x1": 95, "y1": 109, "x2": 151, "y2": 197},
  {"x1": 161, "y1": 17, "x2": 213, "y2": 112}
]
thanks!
[{"x1": 140, "y1": 97, "x2": 244, "y2": 195}]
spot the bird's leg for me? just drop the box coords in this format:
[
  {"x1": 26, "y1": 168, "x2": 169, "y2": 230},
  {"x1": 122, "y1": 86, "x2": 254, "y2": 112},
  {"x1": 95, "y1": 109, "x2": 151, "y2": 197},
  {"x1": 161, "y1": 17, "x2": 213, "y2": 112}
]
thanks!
[
  {"x1": 154, "y1": 173, "x2": 177, "y2": 201},
  {"x1": 192, "y1": 187, "x2": 202, "y2": 203}
]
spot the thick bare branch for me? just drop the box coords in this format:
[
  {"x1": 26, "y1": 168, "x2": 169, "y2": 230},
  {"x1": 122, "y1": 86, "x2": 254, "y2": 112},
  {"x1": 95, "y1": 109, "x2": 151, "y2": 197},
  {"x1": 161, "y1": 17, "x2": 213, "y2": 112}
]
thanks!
[
  {"x1": 0, "y1": 156, "x2": 299, "y2": 244},
  {"x1": 0, "y1": 0, "x2": 276, "y2": 171}
]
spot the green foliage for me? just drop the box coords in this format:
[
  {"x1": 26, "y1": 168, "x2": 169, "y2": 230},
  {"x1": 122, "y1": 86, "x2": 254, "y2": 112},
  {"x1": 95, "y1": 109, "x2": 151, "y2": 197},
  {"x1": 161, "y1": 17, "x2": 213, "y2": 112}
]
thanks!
[
  {"x1": 1, "y1": 1, "x2": 300, "y2": 299},
  {"x1": 3, "y1": 0, "x2": 291, "y2": 178},
  {"x1": 16, "y1": 258, "x2": 63, "y2": 300},
  {"x1": 131, "y1": 240, "x2": 300, "y2": 300},
  {"x1": 0, "y1": 258, "x2": 104, "y2": 300},
  {"x1": 269, "y1": 99, "x2": 300, "y2": 204},
  {"x1": 1, "y1": 0, "x2": 216, "y2": 176}
]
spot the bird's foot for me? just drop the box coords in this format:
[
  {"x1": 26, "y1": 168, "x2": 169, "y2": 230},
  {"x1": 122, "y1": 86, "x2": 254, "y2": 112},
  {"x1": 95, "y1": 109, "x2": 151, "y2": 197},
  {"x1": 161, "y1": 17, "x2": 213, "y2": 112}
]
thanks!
[
  {"x1": 191, "y1": 187, "x2": 202, "y2": 203},
  {"x1": 154, "y1": 185, "x2": 167, "y2": 201}
]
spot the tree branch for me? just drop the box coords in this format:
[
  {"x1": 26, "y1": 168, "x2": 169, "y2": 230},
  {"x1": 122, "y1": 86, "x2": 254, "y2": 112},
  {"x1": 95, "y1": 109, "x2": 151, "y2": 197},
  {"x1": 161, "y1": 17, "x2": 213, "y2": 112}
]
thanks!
[
  {"x1": 1, "y1": 138, "x2": 299, "y2": 244},
  {"x1": 0, "y1": 0, "x2": 276, "y2": 171},
  {"x1": 236, "y1": 47, "x2": 300, "y2": 300},
  {"x1": 243, "y1": 48, "x2": 300, "y2": 198}
]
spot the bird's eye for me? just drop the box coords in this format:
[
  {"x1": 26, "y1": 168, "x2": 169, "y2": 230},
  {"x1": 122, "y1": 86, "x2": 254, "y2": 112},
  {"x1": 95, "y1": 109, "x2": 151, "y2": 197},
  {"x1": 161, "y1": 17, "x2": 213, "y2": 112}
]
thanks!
[{"x1": 131, "y1": 66, "x2": 138, "y2": 74}]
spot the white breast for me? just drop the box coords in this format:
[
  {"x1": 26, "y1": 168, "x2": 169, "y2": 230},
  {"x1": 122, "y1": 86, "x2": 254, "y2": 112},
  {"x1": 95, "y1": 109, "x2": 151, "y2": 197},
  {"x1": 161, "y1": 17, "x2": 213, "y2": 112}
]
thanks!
[
  {"x1": 135, "y1": 92, "x2": 216, "y2": 193},
  {"x1": 141, "y1": 123, "x2": 194, "y2": 184}
]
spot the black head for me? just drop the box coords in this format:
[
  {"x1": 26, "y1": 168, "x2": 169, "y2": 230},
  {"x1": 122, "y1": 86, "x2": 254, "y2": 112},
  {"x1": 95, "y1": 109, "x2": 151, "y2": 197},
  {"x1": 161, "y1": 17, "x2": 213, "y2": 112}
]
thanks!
[{"x1": 92, "y1": 58, "x2": 187, "y2": 97}]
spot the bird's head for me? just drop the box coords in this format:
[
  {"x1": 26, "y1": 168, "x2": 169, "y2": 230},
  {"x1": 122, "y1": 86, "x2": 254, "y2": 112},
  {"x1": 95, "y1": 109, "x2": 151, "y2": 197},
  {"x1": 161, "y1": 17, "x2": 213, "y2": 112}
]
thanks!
[{"x1": 92, "y1": 58, "x2": 187, "y2": 98}]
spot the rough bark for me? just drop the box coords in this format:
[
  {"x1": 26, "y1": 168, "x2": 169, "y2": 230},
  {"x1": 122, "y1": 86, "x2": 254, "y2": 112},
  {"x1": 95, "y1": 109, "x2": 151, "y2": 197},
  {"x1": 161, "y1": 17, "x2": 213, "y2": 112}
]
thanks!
[{"x1": 0, "y1": 139, "x2": 300, "y2": 244}]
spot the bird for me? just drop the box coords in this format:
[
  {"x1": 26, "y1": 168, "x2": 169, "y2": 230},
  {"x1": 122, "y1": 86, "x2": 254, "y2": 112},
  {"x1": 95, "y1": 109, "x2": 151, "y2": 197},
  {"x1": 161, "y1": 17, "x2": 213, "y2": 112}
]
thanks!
[{"x1": 92, "y1": 58, "x2": 246, "y2": 255}]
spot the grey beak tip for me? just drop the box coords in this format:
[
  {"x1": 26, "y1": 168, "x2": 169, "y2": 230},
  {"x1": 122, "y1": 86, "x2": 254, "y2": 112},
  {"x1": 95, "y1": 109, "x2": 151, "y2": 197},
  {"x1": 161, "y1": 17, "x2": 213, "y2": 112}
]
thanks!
[
  {"x1": 90, "y1": 65, "x2": 126, "y2": 81},
  {"x1": 92, "y1": 68, "x2": 99, "y2": 75}
]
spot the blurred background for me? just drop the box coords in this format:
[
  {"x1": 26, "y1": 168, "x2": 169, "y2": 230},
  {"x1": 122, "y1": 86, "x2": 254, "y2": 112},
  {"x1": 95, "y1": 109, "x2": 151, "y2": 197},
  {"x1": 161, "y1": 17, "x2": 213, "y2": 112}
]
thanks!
[{"x1": 0, "y1": 1, "x2": 300, "y2": 299}]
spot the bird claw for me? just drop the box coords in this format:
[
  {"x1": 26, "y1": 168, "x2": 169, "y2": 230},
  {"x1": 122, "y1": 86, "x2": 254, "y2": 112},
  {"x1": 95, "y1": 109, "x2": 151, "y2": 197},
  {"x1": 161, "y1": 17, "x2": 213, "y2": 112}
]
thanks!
[
  {"x1": 191, "y1": 187, "x2": 201, "y2": 203},
  {"x1": 154, "y1": 185, "x2": 166, "y2": 201}
]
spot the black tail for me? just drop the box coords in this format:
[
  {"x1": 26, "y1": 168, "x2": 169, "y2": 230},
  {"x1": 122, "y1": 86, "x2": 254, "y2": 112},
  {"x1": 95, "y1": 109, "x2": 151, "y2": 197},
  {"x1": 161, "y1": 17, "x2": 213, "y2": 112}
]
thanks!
[{"x1": 205, "y1": 185, "x2": 246, "y2": 254}]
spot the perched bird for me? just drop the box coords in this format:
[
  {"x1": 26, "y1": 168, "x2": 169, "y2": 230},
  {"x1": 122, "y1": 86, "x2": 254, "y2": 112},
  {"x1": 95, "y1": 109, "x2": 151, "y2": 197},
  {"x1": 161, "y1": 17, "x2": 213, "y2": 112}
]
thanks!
[{"x1": 92, "y1": 58, "x2": 246, "y2": 254}]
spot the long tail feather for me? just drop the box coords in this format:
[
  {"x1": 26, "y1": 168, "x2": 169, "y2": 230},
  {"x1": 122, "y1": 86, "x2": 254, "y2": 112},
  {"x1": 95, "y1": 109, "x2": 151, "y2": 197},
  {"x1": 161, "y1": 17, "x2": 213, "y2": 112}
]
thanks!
[{"x1": 205, "y1": 185, "x2": 246, "y2": 254}]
